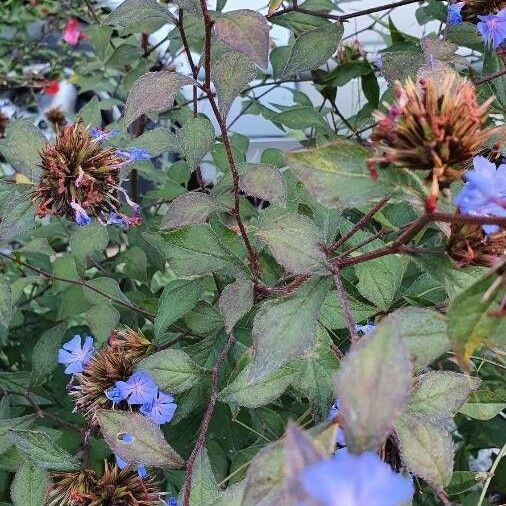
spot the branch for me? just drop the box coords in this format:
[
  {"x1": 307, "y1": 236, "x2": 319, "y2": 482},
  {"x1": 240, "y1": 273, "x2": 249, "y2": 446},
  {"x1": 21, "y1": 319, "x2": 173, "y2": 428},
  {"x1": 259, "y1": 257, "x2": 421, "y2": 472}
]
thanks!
[
  {"x1": 0, "y1": 252, "x2": 155, "y2": 320},
  {"x1": 268, "y1": 0, "x2": 443, "y2": 22},
  {"x1": 475, "y1": 68, "x2": 506, "y2": 86},
  {"x1": 332, "y1": 268, "x2": 359, "y2": 342},
  {"x1": 181, "y1": 332, "x2": 236, "y2": 506}
]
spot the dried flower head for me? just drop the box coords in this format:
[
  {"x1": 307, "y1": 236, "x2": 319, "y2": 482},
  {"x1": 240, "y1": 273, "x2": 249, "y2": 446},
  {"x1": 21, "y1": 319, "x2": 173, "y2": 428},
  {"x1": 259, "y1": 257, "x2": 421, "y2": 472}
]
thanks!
[
  {"x1": 31, "y1": 121, "x2": 140, "y2": 226},
  {"x1": 68, "y1": 328, "x2": 152, "y2": 425},
  {"x1": 89, "y1": 462, "x2": 160, "y2": 506},
  {"x1": 45, "y1": 469, "x2": 97, "y2": 506},
  {"x1": 448, "y1": 220, "x2": 506, "y2": 267},
  {"x1": 46, "y1": 106, "x2": 67, "y2": 132},
  {"x1": 336, "y1": 40, "x2": 365, "y2": 64},
  {"x1": 369, "y1": 74, "x2": 498, "y2": 209},
  {"x1": 461, "y1": 0, "x2": 506, "y2": 22}
]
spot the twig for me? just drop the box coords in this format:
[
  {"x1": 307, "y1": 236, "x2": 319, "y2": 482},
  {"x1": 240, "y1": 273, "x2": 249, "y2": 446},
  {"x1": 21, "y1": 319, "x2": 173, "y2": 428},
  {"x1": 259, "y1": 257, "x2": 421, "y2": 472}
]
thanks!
[
  {"x1": 477, "y1": 441, "x2": 506, "y2": 506},
  {"x1": 181, "y1": 332, "x2": 236, "y2": 506},
  {"x1": 0, "y1": 252, "x2": 155, "y2": 320},
  {"x1": 327, "y1": 197, "x2": 390, "y2": 252},
  {"x1": 475, "y1": 68, "x2": 506, "y2": 85},
  {"x1": 0, "y1": 388, "x2": 81, "y2": 432},
  {"x1": 331, "y1": 268, "x2": 359, "y2": 342}
]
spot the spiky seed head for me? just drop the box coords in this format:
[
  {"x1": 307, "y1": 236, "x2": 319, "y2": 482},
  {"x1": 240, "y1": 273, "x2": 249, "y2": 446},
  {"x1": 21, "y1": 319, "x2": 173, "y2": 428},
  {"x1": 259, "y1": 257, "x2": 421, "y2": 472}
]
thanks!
[
  {"x1": 45, "y1": 469, "x2": 97, "y2": 506},
  {"x1": 68, "y1": 328, "x2": 152, "y2": 425},
  {"x1": 461, "y1": 0, "x2": 506, "y2": 22},
  {"x1": 46, "y1": 107, "x2": 67, "y2": 132},
  {"x1": 369, "y1": 74, "x2": 500, "y2": 204},
  {"x1": 448, "y1": 220, "x2": 506, "y2": 267},
  {"x1": 89, "y1": 462, "x2": 161, "y2": 506},
  {"x1": 31, "y1": 121, "x2": 125, "y2": 223}
]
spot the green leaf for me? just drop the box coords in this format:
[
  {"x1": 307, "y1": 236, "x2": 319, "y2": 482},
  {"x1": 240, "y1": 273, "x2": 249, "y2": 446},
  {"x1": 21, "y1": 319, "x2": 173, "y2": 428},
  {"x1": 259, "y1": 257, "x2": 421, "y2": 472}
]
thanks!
[
  {"x1": 161, "y1": 192, "x2": 226, "y2": 230},
  {"x1": 381, "y1": 50, "x2": 425, "y2": 85},
  {"x1": 395, "y1": 413, "x2": 454, "y2": 491},
  {"x1": 0, "y1": 416, "x2": 36, "y2": 455},
  {"x1": 0, "y1": 120, "x2": 46, "y2": 181},
  {"x1": 380, "y1": 308, "x2": 450, "y2": 372},
  {"x1": 30, "y1": 323, "x2": 66, "y2": 385},
  {"x1": 256, "y1": 213, "x2": 328, "y2": 275},
  {"x1": 218, "y1": 279, "x2": 254, "y2": 333},
  {"x1": 83, "y1": 277, "x2": 132, "y2": 307},
  {"x1": 219, "y1": 355, "x2": 296, "y2": 408},
  {"x1": 274, "y1": 106, "x2": 328, "y2": 131},
  {"x1": 85, "y1": 24, "x2": 113, "y2": 60},
  {"x1": 447, "y1": 269, "x2": 505, "y2": 360},
  {"x1": 285, "y1": 140, "x2": 379, "y2": 209},
  {"x1": 144, "y1": 225, "x2": 246, "y2": 277},
  {"x1": 459, "y1": 390, "x2": 506, "y2": 420},
  {"x1": 136, "y1": 348, "x2": 203, "y2": 394},
  {"x1": 178, "y1": 115, "x2": 215, "y2": 172},
  {"x1": 190, "y1": 448, "x2": 220, "y2": 506},
  {"x1": 10, "y1": 460, "x2": 49, "y2": 506},
  {"x1": 124, "y1": 72, "x2": 192, "y2": 128},
  {"x1": 0, "y1": 275, "x2": 12, "y2": 329},
  {"x1": 0, "y1": 182, "x2": 35, "y2": 242},
  {"x1": 334, "y1": 323, "x2": 411, "y2": 453},
  {"x1": 355, "y1": 255, "x2": 406, "y2": 310},
  {"x1": 105, "y1": 0, "x2": 176, "y2": 31},
  {"x1": 291, "y1": 326, "x2": 339, "y2": 417},
  {"x1": 212, "y1": 50, "x2": 257, "y2": 118},
  {"x1": 52, "y1": 256, "x2": 80, "y2": 293},
  {"x1": 97, "y1": 410, "x2": 184, "y2": 468},
  {"x1": 154, "y1": 277, "x2": 206, "y2": 338},
  {"x1": 173, "y1": 0, "x2": 202, "y2": 17},
  {"x1": 210, "y1": 481, "x2": 246, "y2": 506},
  {"x1": 320, "y1": 291, "x2": 376, "y2": 331},
  {"x1": 128, "y1": 127, "x2": 178, "y2": 157},
  {"x1": 238, "y1": 163, "x2": 286, "y2": 207},
  {"x1": 69, "y1": 222, "x2": 108, "y2": 268},
  {"x1": 407, "y1": 371, "x2": 480, "y2": 419},
  {"x1": 249, "y1": 276, "x2": 330, "y2": 382},
  {"x1": 85, "y1": 304, "x2": 120, "y2": 347},
  {"x1": 214, "y1": 9, "x2": 270, "y2": 69},
  {"x1": 280, "y1": 23, "x2": 343, "y2": 78},
  {"x1": 9, "y1": 430, "x2": 80, "y2": 471},
  {"x1": 78, "y1": 96, "x2": 101, "y2": 125}
]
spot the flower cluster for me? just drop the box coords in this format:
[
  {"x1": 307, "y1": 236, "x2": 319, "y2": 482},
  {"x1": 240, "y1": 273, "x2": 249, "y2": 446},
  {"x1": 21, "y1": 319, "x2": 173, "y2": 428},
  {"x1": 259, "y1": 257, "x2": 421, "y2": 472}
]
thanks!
[
  {"x1": 46, "y1": 463, "x2": 162, "y2": 506},
  {"x1": 31, "y1": 121, "x2": 148, "y2": 228},
  {"x1": 58, "y1": 329, "x2": 153, "y2": 424},
  {"x1": 369, "y1": 74, "x2": 498, "y2": 209}
]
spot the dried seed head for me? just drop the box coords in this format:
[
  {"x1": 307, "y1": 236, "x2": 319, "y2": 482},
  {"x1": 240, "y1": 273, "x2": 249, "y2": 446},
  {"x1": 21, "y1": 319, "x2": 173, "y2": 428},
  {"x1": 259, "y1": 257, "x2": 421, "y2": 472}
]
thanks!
[
  {"x1": 461, "y1": 0, "x2": 506, "y2": 22},
  {"x1": 45, "y1": 469, "x2": 97, "y2": 506},
  {"x1": 46, "y1": 106, "x2": 67, "y2": 132},
  {"x1": 336, "y1": 40, "x2": 365, "y2": 64},
  {"x1": 68, "y1": 328, "x2": 152, "y2": 425},
  {"x1": 369, "y1": 74, "x2": 499, "y2": 203},
  {"x1": 448, "y1": 220, "x2": 506, "y2": 267},
  {"x1": 31, "y1": 121, "x2": 139, "y2": 226},
  {"x1": 89, "y1": 462, "x2": 161, "y2": 506}
]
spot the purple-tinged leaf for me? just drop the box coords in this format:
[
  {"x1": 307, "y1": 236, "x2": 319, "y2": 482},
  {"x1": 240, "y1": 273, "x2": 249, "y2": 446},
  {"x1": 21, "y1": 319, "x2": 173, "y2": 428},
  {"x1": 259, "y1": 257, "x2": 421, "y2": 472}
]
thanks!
[
  {"x1": 219, "y1": 279, "x2": 254, "y2": 333},
  {"x1": 238, "y1": 163, "x2": 287, "y2": 207},
  {"x1": 177, "y1": 115, "x2": 215, "y2": 171}
]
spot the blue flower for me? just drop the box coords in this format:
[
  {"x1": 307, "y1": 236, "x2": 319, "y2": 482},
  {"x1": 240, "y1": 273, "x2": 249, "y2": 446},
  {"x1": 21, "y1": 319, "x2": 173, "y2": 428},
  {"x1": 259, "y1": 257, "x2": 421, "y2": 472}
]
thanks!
[
  {"x1": 70, "y1": 202, "x2": 92, "y2": 226},
  {"x1": 89, "y1": 127, "x2": 118, "y2": 141},
  {"x1": 117, "y1": 147, "x2": 151, "y2": 162},
  {"x1": 140, "y1": 391, "x2": 177, "y2": 425},
  {"x1": 477, "y1": 9, "x2": 506, "y2": 48},
  {"x1": 454, "y1": 156, "x2": 506, "y2": 234},
  {"x1": 165, "y1": 498, "x2": 178, "y2": 506},
  {"x1": 298, "y1": 451, "x2": 414, "y2": 506},
  {"x1": 115, "y1": 454, "x2": 147, "y2": 479},
  {"x1": 447, "y1": 3, "x2": 464, "y2": 26},
  {"x1": 106, "y1": 212, "x2": 128, "y2": 228},
  {"x1": 114, "y1": 371, "x2": 158, "y2": 405},
  {"x1": 354, "y1": 323, "x2": 375, "y2": 335},
  {"x1": 105, "y1": 386, "x2": 122, "y2": 403},
  {"x1": 58, "y1": 335, "x2": 95, "y2": 374}
]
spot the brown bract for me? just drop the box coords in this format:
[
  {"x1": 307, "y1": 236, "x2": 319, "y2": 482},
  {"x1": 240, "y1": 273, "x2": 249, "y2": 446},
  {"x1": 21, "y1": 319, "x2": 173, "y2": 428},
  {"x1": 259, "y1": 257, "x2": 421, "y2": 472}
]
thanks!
[
  {"x1": 31, "y1": 121, "x2": 124, "y2": 222},
  {"x1": 461, "y1": 0, "x2": 506, "y2": 22},
  {"x1": 368, "y1": 75, "x2": 499, "y2": 207},
  {"x1": 46, "y1": 464, "x2": 161, "y2": 506},
  {"x1": 448, "y1": 219, "x2": 506, "y2": 267}
]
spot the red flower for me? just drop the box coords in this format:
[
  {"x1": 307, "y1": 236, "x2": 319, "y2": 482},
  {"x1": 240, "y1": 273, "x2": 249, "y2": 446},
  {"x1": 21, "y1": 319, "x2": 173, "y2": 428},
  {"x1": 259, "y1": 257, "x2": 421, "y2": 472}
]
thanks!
[
  {"x1": 63, "y1": 18, "x2": 82, "y2": 46},
  {"x1": 43, "y1": 80, "x2": 60, "y2": 95}
]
